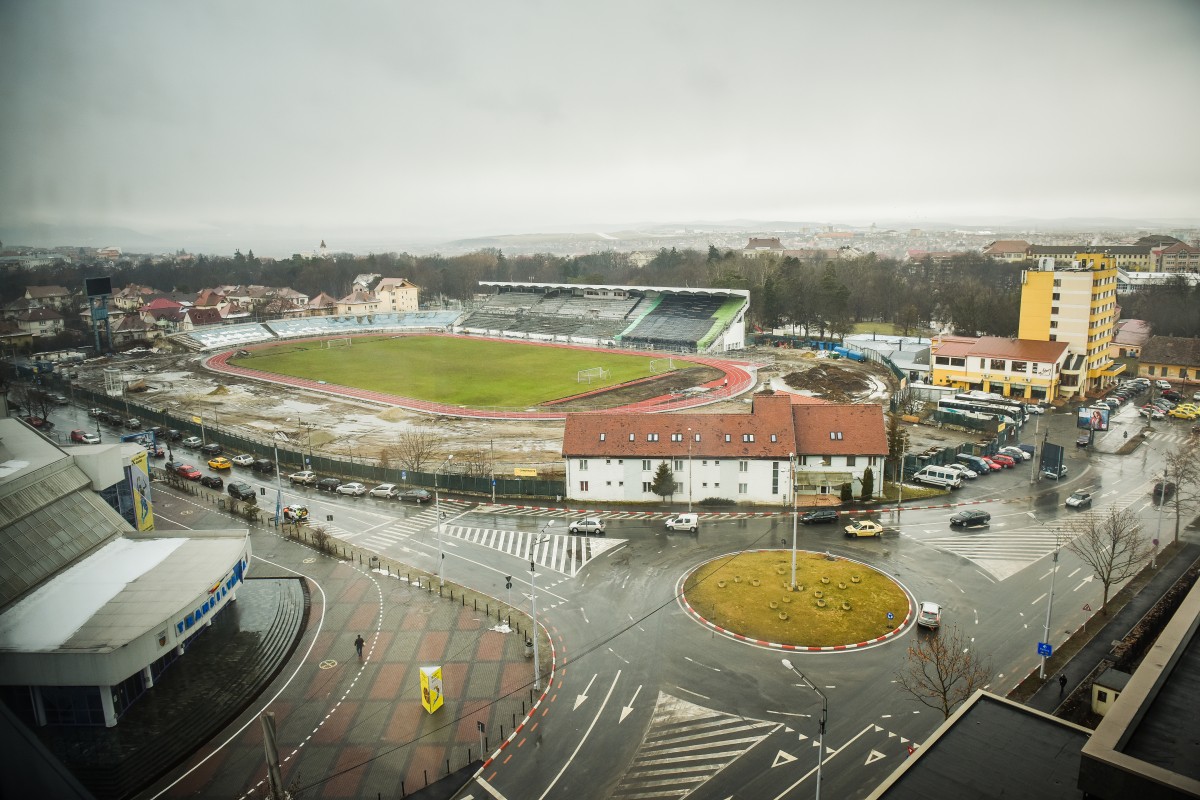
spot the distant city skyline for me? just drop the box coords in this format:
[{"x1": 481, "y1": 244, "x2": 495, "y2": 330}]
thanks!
[{"x1": 2, "y1": 1, "x2": 1198, "y2": 244}]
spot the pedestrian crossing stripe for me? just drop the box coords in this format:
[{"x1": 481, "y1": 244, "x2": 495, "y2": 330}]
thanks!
[{"x1": 443, "y1": 525, "x2": 624, "y2": 576}]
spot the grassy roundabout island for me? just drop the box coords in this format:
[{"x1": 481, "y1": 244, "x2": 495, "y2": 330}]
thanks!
[{"x1": 683, "y1": 551, "x2": 910, "y2": 647}]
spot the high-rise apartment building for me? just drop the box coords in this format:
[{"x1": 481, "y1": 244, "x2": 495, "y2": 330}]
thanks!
[{"x1": 1018, "y1": 253, "x2": 1123, "y2": 399}]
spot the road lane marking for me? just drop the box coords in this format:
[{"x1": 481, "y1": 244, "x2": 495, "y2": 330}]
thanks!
[{"x1": 538, "y1": 671, "x2": 621, "y2": 800}]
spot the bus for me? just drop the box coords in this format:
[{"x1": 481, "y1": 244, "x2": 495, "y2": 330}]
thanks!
[{"x1": 938, "y1": 395, "x2": 1026, "y2": 425}]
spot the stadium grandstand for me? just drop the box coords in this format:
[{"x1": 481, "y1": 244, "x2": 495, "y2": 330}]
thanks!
[
  {"x1": 171, "y1": 311, "x2": 461, "y2": 352},
  {"x1": 461, "y1": 282, "x2": 748, "y2": 353}
]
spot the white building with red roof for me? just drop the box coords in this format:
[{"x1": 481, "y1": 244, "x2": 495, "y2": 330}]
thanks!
[{"x1": 561, "y1": 391, "x2": 888, "y2": 505}]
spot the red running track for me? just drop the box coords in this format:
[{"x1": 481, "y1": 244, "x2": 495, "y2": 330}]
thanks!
[{"x1": 203, "y1": 333, "x2": 759, "y2": 421}]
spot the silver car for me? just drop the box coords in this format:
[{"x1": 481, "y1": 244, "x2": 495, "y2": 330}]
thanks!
[{"x1": 369, "y1": 483, "x2": 399, "y2": 499}]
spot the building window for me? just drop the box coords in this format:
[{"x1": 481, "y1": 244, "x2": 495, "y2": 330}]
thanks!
[
  {"x1": 599, "y1": 433, "x2": 605, "y2": 441},
  {"x1": 990, "y1": 359, "x2": 1006, "y2": 371},
  {"x1": 743, "y1": 434, "x2": 755, "y2": 442},
  {"x1": 1182, "y1": 368, "x2": 1190, "y2": 379},
  {"x1": 822, "y1": 456, "x2": 832, "y2": 466},
  {"x1": 950, "y1": 357, "x2": 965, "y2": 367},
  {"x1": 1051, "y1": 307, "x2": 1059, "y2": 315},
  {"x1": 1052, "y1": 293, "x2": 1060, "y2": 300},
  {"x1": 724, "y1": 434, "x2": 731, "y2": 442},
  {"x1": 770, "y1": 434, "x2": 777, "y2": 442},
  {"x1": 671, "y1": 433, "x2": 682, "y2": 442},
  {"x1": 648, "y1": 433, "x2": 659, "y2": 441},
  {"x1": 934, "y1": 356, "x2": 950, "y2": 365},
  {"x1": 579, "y1": 460, "x2": 588, "y2": 471},
  {"x1": 643, "y1": 482, "x2": 652, "y2": 492},
  {"x1": 1011, "y1": 361, "x2": 1028, "y2": 373},
  {"x1": 629, "y1": 433, "x2": 635, "y2": 441},
  {"x1": 674, "y1": 460, "x2": 683, "y2": 470},
  {"x1": 1148, "y1": 366, "x2": 1155, "y2": 375},
  {"x1": 846, "y1": 456, "x2": 856, "y2": 467},
  {"x1": 738, "y1": 483, "x2": 748, "y2": 494},
  {"x1": 580, "y1": 481, "x2": 588, "y2": 492},
  {"x1": 1097, "y1": 690, "x2": 1108, "y2": 703},
  {"x1": 642, "y1": 460, "x2": 651, "y2": 470},
  {"x1": 739, "y1": 460, "x2": 749, "y2": 472}
]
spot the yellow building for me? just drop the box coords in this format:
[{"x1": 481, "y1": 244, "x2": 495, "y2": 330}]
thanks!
[
  {"x1": 930, "y1": 335, "x2": 1068, "y2": 402},
  {"x1": 1018, "y1": 253, "x2": 1123, "y2": 399},
  {"x1": 1137, "y1": 336, "x2": 1200, "y2": 388}
]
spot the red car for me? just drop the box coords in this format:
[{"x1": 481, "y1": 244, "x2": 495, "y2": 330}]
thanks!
[
  {"x1": 989, "y1": 454, "x2": 1016, "y2": 468},
  {"x1": 981, "y1": 457, "x2": 1003, "y2": 471},
  {"x1": 176, "y1": 464, "x2": 202, "y2": 481}
]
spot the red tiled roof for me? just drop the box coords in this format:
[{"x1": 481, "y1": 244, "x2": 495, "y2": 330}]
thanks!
[
  {"x1": 792, "y1": 404, "x2": 888, "y2": 457},
  {"x1": 968, "y1": 336, "x2": 1069, "y2": 362},
  {"x1": 930, "y1": 336, "x2": 979, "y2": 358}
]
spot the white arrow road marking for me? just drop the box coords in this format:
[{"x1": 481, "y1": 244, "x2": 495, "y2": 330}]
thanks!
[
  {"x1": 619, "y1": 685, "x2": 642, "y2": 723},
  {"x1": 772, "y1": 751, "x2": 798, "y2": 768},
  {"x1": 575, "y1": 673, "x2": 597, "y2": 711},
  {"x1": 1074, "y1": 575, "x2": 1095, "y2": 592},
  {"x1": 865, "y1": 750, "x2": 887, "y2": 765},
  {"x1": 539, "y1": 670, "x2": 621, "y2": 800}
]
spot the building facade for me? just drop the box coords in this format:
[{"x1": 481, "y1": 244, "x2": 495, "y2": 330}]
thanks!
[
  {"x1": 1137, "y1": 336, "x2": 1200, "y2": 387},
  {"x1": 561, "y1": 392, "x2": 888, "y2": 505},
  {"x1": 929, "y1": 336, "x2": 1069, "y2": 402},
  {"x1": 374, "y1": 277, "x2": 420, "y2": 312},
  {"x1": 1018, "y1": 253, "x2": 1123, "y2": 398}
]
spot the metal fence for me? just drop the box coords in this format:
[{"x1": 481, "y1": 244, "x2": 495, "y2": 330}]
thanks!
[{"x1": 60, "y1": 380, "x2": 567, "y2": 500}]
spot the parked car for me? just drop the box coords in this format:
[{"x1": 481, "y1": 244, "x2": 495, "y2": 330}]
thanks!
[
  {"x1": 1161, "y1": 389, "x2": 1182, "y2": 401},
  {"x1": 943, "y1": 464, "x2": 978, "y2": 480},
  {"x1": 282, "y1": 505, "x2": 309, "y2": 523},
  {"x1": 101, "y1": 411, "x2": 122, "y2": 426},
  {"x1": 999, "y1": 446, "x2": 1030, "y2": 462},
  {"x1": 981, "y1": 456, "x2": 1004, "y2": 471},
  {"x1": 124, "y1": 418, "x2": 142, "y2": 429},
  {"x1": 164, "y1": 429, "x2": 183, "y2": 441},
  {"x1": 1042, "y1": 464, "x2": 1068, "y2": 480},
  {"x1": 289, "y1": 470, "x2": 317, "y2": 485},
  {"x1": 88, "y1": 407, "x2": 104, "y2": 417},
  {"x1": 1193, "y1": 391, "x2": 1200, "y2": 402},
  {"x1": 336, "y1": 481, "x2": 368, "y2": 496},
  {"x1": 844, "y1": 520, "x2": 884, "y2": 538},
  {"x1": 989, "y1": 454, "x2": 1016, "y2": 468},
  {"x1": 1168, "y1": 407, "x2": 1198, "y2": 420},
  {"x1": 1103, "y1": 398, "x2": 1121, "y2": 409},
  {"x1": 799, "y1": 509, "x2": 839, "y2": 524},
  {"x1": 1139, "y1": 406, "x2": 1165, "y2": 420},
  {"x1": 230, "y1": 453, "x2": 256, "y2": 466},
  {"x1": 49, "y1": 394, "x2": 68, "y2": 404},
  {"x1": 1023, "y1": 404, "x2": 1045, "y2": 415},
  {"x1": 916, "y1": 601, "x2": 942, "y2": 629},
  {"x1": 200, "y1": 443, "x2": 223, "y2": 457},
  {"x1": 949, "y1": 510, "x2": 991, "y2": 528},
  {"x1": 23, "y1": 416, "x2": 51, "y2": 429},
  {"x1": 70, "y1": 429, "x2": 101, "y2": 443},
  {"x1": 1155, "y1": 380, "x2": 1171, "y2": 390},
  {"x1": 208, "y1": 456, "x2": 232, "y2": 470},
  {"x1": 228, "y1": 482, "x2": 257, "y2": 503},
  {"x1": 1065, "y1": 490, "x2": 1092, "y2": 509},
  {"x1": 369, "y1": 483, "x2": 399, "y2": 499},
  {"x1": 1153, "y1": 480, "x2": 1176, "y2": 501},
  {"x1": 251, "y1": 459, "x2": 275, "y2": 474},
  {"x1": 399, "y1": 488, "x2": 432, "y2": 503},
  {"x1": 146, "y1": 444, "x2": 165, "y2": 458},
  {"x1": 176, "y1": 464, "x2": 202, "y2": 481},
  {"x1": 182, "y1": 436, "x2": 203, "y2": 448},
  {"x1": 569, "y1": 517, "x2": 606, "y2": 535},
  {"x1": 200, "y1": 475, "x2": 224, "y2": 489},
  {"x1": 315, "y1": 477, "x2": 342, "y2": 492},
  {"x1": 665, "y1": 513, "x2": 699, "y2": 532},
  {"x1": 1076, "y1": 434, "x2": 1091, "y2": 448}
]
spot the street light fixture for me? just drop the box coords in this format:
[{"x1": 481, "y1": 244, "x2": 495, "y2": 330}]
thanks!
[
  {"x1": 1033, "y1": 515, "x2": 1061, "y2": 680},
  {"x1": 531, "y1": 522, "x2": 553, "y2": 691},
  {"x1": 434, "y1": 454, "x2": 454, "y2": 586},
  {"x1": 781, "y1": 659, "x2": 827, "y2": 800}
]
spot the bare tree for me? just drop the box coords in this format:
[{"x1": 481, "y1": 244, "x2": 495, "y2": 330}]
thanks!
[
  {"x1": 1065, "y1": 507, "x2": 1152, "y2": 613},
  {"x1": 10, "y1": 382, "x2": 51, "y2": 422},
  {"x1": 390, "y1": 428, "x2": 443, "y2": 473},
  {"x1": 895, "y1": 625, "x2": 991, "y2": 719},
  {"x1": 1163, "y1": 443, "x2": 1198, "y2": 545},
  {"x1": 458, "y1": 447, "x2": 494, "y2": 478}
]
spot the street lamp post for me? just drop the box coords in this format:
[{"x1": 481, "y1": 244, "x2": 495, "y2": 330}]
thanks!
[
  {"x1": 782, "y1": 659, "x2": 827, "y2": 800},
  {"x1": 1039, "y1": 525, "x2": 1061, "y2": 680},
  {"x1": 790, "y1": 453, "x2": 798, "y2": 591},
  {"x1": 1153, "y1": 465, "x2": 1167, "y2": 569},
  {"x1": 272, "y1": 431, "x2": 283, "y2": 527},
  {"x1": 687, "y1": 427, "x2": 693, "y2": 514},
  {"x1": 531, "y1": 523, "x2": 553, "y2": 691},
  {"x1": 434, "y1": 454, "x2": 454, "y2": 586}
]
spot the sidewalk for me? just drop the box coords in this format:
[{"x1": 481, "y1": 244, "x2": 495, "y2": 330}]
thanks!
[
  {"x1": 141, "y1": 523, "x2": 538, "y2": 799},
  {"x1": 1026, "y1": 541, "x2": 1200, "y2": 715}
]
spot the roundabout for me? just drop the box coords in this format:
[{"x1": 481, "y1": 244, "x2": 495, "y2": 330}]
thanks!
[{"x1": 677, "y1": 549, "x2": 915, "y2": 652}]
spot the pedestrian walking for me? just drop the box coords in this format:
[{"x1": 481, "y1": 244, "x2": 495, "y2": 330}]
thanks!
[
  {"x1": 1058, "y1": 673, "x2": 1067, "y2": 696},
  {"x1": 355, "y1": 634, "x2": 365, "y2": 660}
]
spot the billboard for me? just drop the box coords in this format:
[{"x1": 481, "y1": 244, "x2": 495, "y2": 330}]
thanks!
[
  {"x1": 84, "y1": 276, "x2": 113, "y2": 297},
  {"x1": 1077, "y1": 406, "x2": 1109, "y2": 431},
  {"x1": 419, "y1": 666, "x2": 444, "y2": 714},
  {"x1": 130, "y1": 449, "x2": 155, "y2": 531}
]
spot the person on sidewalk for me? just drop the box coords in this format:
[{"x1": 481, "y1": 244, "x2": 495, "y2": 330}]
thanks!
[
  {"x1": 355, "y1": 634, "x2": 365, "y2": 660},
  {"x1": 1058, "y1": 673, "x2": 1067, "y2": 696}
]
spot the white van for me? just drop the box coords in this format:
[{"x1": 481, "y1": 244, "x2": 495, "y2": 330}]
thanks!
[
  {"x1": 913, "y1": 465, "x2": 963, "y2": 489},
  {"x1": 665, "y1": 513, "x2": 699, "y2": 532}
]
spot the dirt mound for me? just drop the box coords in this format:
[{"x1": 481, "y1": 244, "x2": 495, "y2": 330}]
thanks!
[
  {"x1": 782, "y1": 362, "x2": 873, "y2": 403},
  {"x1": 552, "y1": 366, "x2": 725, "y2": 411}
]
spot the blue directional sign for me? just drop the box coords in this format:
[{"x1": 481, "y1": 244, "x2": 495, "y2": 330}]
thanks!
[
  {"x1": 1037, "y1": 642, "x2": 1052, "y2": 658},
  {"x1": 887, "y1": 612, "x2": 894, "y2": 621},
  {"x1": 402, "y1": 471, "x2": 407, "y2": 480}
]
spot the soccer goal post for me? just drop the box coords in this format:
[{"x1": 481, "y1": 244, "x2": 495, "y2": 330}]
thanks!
[
  {"x1": 649, "y1": 357, "x2": 675, "y2": 374},
  {"x1": 577, "y1": 366, "x2": 608, "y2": 384},
  {"x1": 324, "y1": 337, "x2": 352, "y2": 349}
]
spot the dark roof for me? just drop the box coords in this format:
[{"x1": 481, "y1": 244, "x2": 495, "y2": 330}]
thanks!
[
  {"x1": 1139, "y1": 336, "x2": 1200, "y2": 368},
  {"x1": 1028, "y1": 245, "x2": 1152, "y2": 256},
  {"x1": 870, "y1": 692, "x2": 1090, "y2": 800}
]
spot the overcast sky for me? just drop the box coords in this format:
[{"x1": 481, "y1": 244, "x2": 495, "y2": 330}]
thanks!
[{"x1": 2, "y1": 0, "x2": 1198, "y2": 244}]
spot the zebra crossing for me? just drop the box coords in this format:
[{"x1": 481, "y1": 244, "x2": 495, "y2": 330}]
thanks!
[
  {"x1": 1142, "y1": 428, "x2": 1197, "y2": 447},
  {"x1": 442, "y1": 524, "x2": 624, "y2": 576},
  {"x1": 477, "y1": 503, "x2": 764, "y2": 523},
  {"x1": 609, "y1": 692, "x2": 779, "y2": 800},
  {"x1": 914, "y1": 486, "x2": 1156, "y2": 581},
  {"x1": 336, "y1": 500, "x2": 473, "y2": 552}
]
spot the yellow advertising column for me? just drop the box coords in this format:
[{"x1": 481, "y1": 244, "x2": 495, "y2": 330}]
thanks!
[
  {"x1": 130, "y1": 449, "x2": 156, "y2": 531},
  {"x1": 419, "y1": 666, "x2": 444, "y2": 714}
]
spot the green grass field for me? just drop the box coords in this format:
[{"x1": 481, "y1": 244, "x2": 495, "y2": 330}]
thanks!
[{"x1": 234, "y1": 335, "x2": 695, "y2": 408}]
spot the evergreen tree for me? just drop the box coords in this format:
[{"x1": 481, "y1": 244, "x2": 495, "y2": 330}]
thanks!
[
  {"x1": 860, "y1": 467, "x2": 874, "y2": 501},
  {"x1": 651, "y1": 461, "x2": 675, "y2": 501},
  {"x1": 840, "y1": 482, "x2": 853, "y2": 502}
]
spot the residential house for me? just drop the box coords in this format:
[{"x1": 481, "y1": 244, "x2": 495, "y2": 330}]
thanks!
[
  {"x1": 24, "y1": 286, "x2": 74, "y2": 311},
  {"x1": 336, "y1": 290, "x2": 382, "y2": 316},
  {"x1": 1019, "y1": 253, "x2": 1123, "y2": 398},
  {"x1": 1137, "y1": 336, "x2": 1200, "y2": 387},
  {"x1": 112, "y1": 285, "x2": 157, "y2": 311},
  {"x1": 306, "y1": 292, "x2": 338, "y2": 316},
  {"x1": 561, "y1": 391, "x2": 888, "y2": 505},
  {"x1": 111, "y1": 313, "x2": 158, "y2": 346},
  {"x1": 742, "y1": 237, "x2": 785, "y2": 258},
  {"x1": 351, "y1": 273, "x2": 380, "y2": 292},
  {"x1": 374, "y1": 277, "x2": 419, "y2": 313},
  {"x1": 982, "y1": 240, "x2": 1031, "y2": 262},
  {"x1": 179, "y1": 307, "x2": 224, "y2": 332},
  {"x1": 1110, "y1": 319, "x2": 1152, "y2": 359},
  {"x1": 930, "y1": 335, "x2": 1069, "y2": 403},
  {"x1": 14, "y1": 308, "x2": 65, "y2": 338}
]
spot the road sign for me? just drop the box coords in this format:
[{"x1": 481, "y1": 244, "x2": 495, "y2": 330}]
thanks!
[
  {"x1": 402, "y1": 471, "x2": 407, "y2": 480},
  {"x1": 1037, "y1": 642, "x2": 1052, "y2": 658},
  {"x1": 887, "y1": 612, "x2": 894, "y2": 621},
  {"x1": 477, "y1": 721, "x2": 485, "y2": 733},
  {"x1": 514, "y1": 468, "x2": 537, "y2": 477}
]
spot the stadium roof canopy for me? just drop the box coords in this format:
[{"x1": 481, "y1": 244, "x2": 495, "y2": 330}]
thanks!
[{"x1": 479, "y1": 281, "x2": 749, "y2": 300}]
